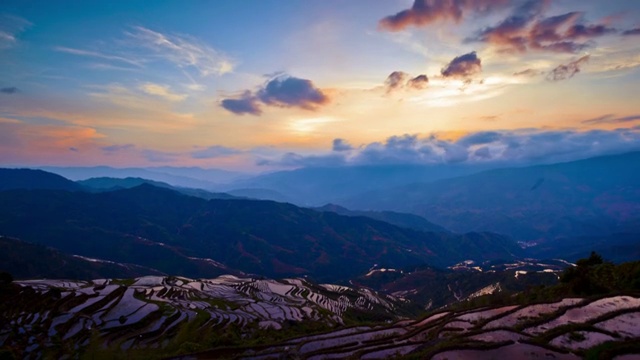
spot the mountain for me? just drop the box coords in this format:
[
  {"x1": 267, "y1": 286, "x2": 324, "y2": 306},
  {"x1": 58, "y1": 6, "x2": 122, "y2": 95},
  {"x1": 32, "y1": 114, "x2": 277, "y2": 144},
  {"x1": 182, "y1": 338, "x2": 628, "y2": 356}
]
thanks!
[
  {"x1": 315, "y1": 204, "x2": 448, "y2": 233},
  {"x1": 340, "y1": 151, "x2": 640, "y2": 242},
  {"x1": 0, "y1": 168, "x2": 83, "y2": 191},
  {"x1": 226, "y1": 188, "x2": 295, "y2": 203},
  {"x1": 38, "y1": 166, "x2": 223, "y2": 189},
  {"x1": 0, "y1": 184, "x2": 521, "y2": 282},
  {"x1": 225, "y1": 163, "x2": 494, "y2": 206},
  {"x1": 78, "y1": 176, "x2": 238, "y2": 200},
  {"x1": 0, "y1": 236, "x2": 164, "y2": 279},
  {"x1": 78, "y1": 176, "x2": 172, "y2": 190}
]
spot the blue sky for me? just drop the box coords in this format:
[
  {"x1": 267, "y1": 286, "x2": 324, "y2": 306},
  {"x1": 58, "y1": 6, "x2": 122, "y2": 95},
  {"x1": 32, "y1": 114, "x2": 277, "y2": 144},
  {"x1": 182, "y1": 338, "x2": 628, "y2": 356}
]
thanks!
[{"x1": 1, "y1": 0, "x2": 640, "y2": 171}]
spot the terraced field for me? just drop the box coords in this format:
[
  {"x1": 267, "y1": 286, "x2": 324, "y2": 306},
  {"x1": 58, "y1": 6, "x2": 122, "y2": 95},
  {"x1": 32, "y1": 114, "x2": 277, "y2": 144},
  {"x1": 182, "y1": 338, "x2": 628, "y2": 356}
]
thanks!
[
  {"x1": 0, "y1": 275, "x2": 403, "y2": 357},
  {"x1": 185, "y1": 295, "x2": 640, "y2": 359}
]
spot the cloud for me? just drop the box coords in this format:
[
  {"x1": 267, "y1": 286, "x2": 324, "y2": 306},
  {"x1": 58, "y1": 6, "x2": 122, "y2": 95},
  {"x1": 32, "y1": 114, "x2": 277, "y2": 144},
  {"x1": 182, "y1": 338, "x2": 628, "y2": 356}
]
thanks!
[
  {"x1": 257, "y1": 152, "x2": 346, "y2": 168},
  {"x1": 57, "y1": 26, "x2": 233, "y2": 78},
  {"x1": 0, "y1": 87, "x2": 19, "y2": 94},
  {"x1": 546, "y1": 55, "x2": 589, "y2": 81},
  {"x1": 623, "y1": 28, "x2": 640, "y2": 36},
  {"x1": 0, "y1": 15, "x2": 31, "y2": 50},
  {"x1": 582, "y1": 114, "x2": 640, "y2": 125},
  {"x1": 408, "y1": 74, "x2": 429, "y2": 89},
  {"x1": 127, "y1": 26, "x2": 234, "y2": 76},
  {"x1": 69, "y1": 147, "x2": 79, "y2": 152},
  {"x1": 385, "y1": 71, "x2": 408, "y2": 92},
  {"x1": 332, "y1": 138, "x2": 353, "y2": 152},
  {"x1": 221, "y1": 75, "x2": 329, "y2": 116},
  {"x1": 142, "y1": 149, "x2": 178, "y2": 163},
  {"x1": 259, "y1": 128, "x2": 640, "y2": 169},
  {"x1": 191, "y1": 145, "x2": 241, "y2": 159},
  {"x1": 139, "y1": 83, "x2": 187, "y2": 102},
  {"x1": 101, "y1": 144, "x2": 136, "y2": 154},
  {"x1": 471, "y1": 2, "x2": 615, "y2": 54},
  {"x1": 258, "y1": 76, "x2": 329, "y2": 109},
  {"x1": 513, "y1": 68, "x2": 544, "y2": 77},
  {"x1": 457, "y1": 131, "x2": 501, "y2": 146},
  {"x1": 384, "y1": 71, "x2": 428, "y2": 92},
  {"x1": 221, "y1": 92, "x2": 262, "y2": 115},
  {"x1": 379, "y1": 0, "x2": 509, "y2": 31},
  {"x1": 54, "y1": 46, "x2": 143, "y2": 67},
  {"x1": 441, "y1": 51, "x2": 482, "y2": 78}
]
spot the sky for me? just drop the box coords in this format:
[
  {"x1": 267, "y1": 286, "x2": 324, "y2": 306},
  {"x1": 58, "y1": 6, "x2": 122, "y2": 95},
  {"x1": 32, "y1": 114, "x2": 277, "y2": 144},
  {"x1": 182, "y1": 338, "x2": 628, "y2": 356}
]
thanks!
[{"x1": 1, "y1": 0, "x2": 640, "y2": 172}]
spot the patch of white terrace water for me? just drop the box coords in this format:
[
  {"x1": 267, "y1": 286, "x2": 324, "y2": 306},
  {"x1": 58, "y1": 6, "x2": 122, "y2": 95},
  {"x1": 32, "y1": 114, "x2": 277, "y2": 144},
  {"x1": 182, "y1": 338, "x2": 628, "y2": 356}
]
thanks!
[
  {"x1": 298, "y1": 327, "x2": 407, "y2": 354},
  {"x1": 551, "y1": 331, "x2": 617, "y2": 351},
  {"x1": 466, "y1": 282, "x2": 501, "y2": 300},
  {"x1": 595, "y1": 311, "x2": 640, "y2": 338},
  {"x1": 483, "y1": 298, "x2": 583, "y2": 329},
  {"x1": 455, "y1": 305, "x2": 519, "y2": 323},
  {"x1": 467, "y1": 330, "x2": 530, "y2": 343},
  {"x1": 525, "y1": 296, "x2": 640, "y2": 335},
  {"x1": 132, "y1": 276, "x2": 165, "y2": 287},
  {"x1": 102, "y1": 288, "x2": 154, "y2": 323},
  {"x1": 360, "y1": 344, "x2": 420, "y2": 359},
  {"x1": 432, "y1": 343, "x2": 581, "y2": 360},
  {"x1": 17, "y1": 280, "x2": 87, "y2": 291}
]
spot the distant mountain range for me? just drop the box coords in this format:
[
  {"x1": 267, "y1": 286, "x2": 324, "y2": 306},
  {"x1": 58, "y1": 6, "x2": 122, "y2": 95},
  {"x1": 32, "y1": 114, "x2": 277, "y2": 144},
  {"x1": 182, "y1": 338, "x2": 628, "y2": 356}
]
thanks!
[
  {"x1": 1, "y1": 151, "x2": 638, "y2": 281},
  {"x1": 314, "y1": 204, "x2": 448, "y2": 233},
  {"x1": 39, "y1": 165, "x2": 247, "y2": 189},
  {"x1": 0, "y1": 168, "x2": 83, "y2": 191},
  {"x1": 339, "y1": 151, "x2": 640, "y2": 242},
  {"x1": 0, "y1": 236, "x2": 163, "y2": 279},
  {"x1": 0, "y1": 172, "x2": 521, "y2": 282}
]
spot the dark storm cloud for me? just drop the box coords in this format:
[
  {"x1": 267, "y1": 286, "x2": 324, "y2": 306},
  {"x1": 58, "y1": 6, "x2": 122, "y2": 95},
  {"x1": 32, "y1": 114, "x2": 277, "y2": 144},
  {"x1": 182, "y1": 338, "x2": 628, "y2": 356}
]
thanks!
[
  {"x1": 221, "y1": 75, "x2": 329, "y2": 116},
  {"x1": 332, "y1": 138, "x2": 354, "y2": 152},
  {"x1": 546, "y1": 55, "x2": 589, "y2": 81},
  {"x1": 441, "y1": 51, "x2": 482, "y2": 78},
  {"x1": 379, "y1": 0, "x2": 509, "y2": 31}
]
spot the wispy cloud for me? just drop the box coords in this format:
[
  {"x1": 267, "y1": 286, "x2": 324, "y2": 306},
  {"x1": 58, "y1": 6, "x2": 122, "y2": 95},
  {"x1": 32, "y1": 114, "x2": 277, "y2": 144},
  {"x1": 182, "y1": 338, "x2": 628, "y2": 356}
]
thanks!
[
  {"x1": 191, "y1": 145, "x2": 241, "y2": 159},
  {"x1": 126, "y1": 26, "x2": 235, "y2": 76},
  {"x1": 55, "y1": 26, "x2": 234, "y2": 81},
  {"x1": 0, "y1": 14, "x2": 31, "y2": 50},
  {"x1": 0, "y1": 87, "x2": 19, "y2": 94},
  {"x1": 139, "y1": 83, "x2": 187, "y2": 102},
  {"x1": 547, "y1": 55, "x2": 590, "y2": 81},
  {"x1": 582, "y1": 114, "x2": 640, "y2": 125},
  {"x1": 54, "y1": 46, "x2": 144, "y2": 67}
]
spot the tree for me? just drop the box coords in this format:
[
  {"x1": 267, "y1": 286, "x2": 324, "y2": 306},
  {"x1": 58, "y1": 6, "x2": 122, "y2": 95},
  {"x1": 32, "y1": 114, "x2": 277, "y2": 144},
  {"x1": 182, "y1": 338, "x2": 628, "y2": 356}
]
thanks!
[{"x1": 0, "y1": 271, "x2": 13, "y2": 284}]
